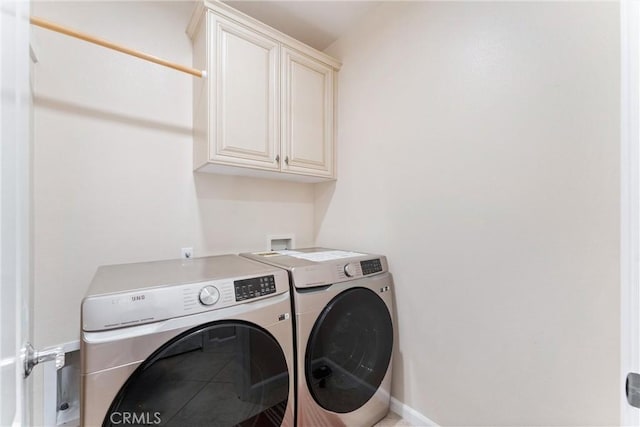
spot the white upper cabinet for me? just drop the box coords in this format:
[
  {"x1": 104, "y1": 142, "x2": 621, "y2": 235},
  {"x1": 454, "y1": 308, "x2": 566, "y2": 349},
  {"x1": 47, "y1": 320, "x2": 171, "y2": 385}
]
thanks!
[
  {"x1": 189, "y1": 1, "x2": 341, "y2": 182},
  {"x1": 281, "y1": 47, "x2": 334, "y2": 178},
  {"x1": 213, "y1": 15, "x2": 280, "y2": 170}
]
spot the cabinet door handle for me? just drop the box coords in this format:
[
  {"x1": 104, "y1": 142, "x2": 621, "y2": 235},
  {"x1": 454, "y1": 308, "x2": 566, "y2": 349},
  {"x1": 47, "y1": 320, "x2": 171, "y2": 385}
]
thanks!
[
  {"x1": 275, "y1": 155, "x2": 280, "y2": 163},
  {"x1": 285, "y1": 156, "x2": 289, "y2": 165}
]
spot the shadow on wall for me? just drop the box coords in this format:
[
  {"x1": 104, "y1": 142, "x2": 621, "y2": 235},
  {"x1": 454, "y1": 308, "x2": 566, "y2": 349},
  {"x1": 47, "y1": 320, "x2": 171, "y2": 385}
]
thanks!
[
  {"x1": 192, "y1": 172, "x2": 316, "y2": 254},
  {"x1": 193, "y1": 172, "x2": 315, "y2": 203},
  {"x1": 34, "y1": 95, "x2": 192, "y2": 136},
  {"x1": 390, "y1": 275, "x2": 405, "y2": 405},
  {"x1": 313, "y1": 180, "x2": 336, "y2": 241}
]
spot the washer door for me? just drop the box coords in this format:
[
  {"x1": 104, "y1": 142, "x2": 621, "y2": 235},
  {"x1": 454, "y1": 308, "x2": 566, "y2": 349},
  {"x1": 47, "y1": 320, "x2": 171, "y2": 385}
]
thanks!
[
  {"x1": 305, "y1": 287, "x2": 393, "y2": 413},
  {"x1": 104, "y1": 321, "x2": 289, "y2": 427}
]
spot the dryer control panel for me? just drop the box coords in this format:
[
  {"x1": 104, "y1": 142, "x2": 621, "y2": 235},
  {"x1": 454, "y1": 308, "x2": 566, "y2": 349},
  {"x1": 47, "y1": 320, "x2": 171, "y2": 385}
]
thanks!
[
  {"x1": 361, "y1": 258, "x2": 383, "y2": 275},
  {"x1": 241, "y1": 249, "x2": 389, "y2": 289},
  {"x1": 286, "y1": 256, "x2": 389, "y2": 288},
  {"x1": 339, "y1": 258, "x2": 385, "y2": 280}
]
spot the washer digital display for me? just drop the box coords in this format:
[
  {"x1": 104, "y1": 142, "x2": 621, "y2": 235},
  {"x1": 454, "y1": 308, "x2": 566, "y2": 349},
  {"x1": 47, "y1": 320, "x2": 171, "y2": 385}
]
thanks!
[{"x1": 234, "y1": 275, "x2": 276, "y2": 301}]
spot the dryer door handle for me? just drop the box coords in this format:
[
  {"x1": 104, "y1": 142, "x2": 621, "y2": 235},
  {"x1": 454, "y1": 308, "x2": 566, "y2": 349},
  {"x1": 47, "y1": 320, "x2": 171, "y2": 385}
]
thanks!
[
  {"x1": 312, "y1": 365, "x2": 333, "y2": 388},
  {"x1": 312, "y1": 365, "x2": 332, "y2": 379}
]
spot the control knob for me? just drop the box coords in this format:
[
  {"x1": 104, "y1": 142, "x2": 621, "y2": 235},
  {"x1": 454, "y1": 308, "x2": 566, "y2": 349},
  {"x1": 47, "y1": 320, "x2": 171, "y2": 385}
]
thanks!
[
  {"x1": 199, "y1": 285, "x2": 220, "y2": 306},
  {"x1": 344, "y1": 263, "x2": 358, "y2": 277}
]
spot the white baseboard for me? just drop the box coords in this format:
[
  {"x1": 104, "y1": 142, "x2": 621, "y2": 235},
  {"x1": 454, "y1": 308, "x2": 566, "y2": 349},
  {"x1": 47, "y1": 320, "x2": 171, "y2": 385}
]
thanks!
[{"x1": 390, "y1": 397, "x2": 439, "y2": 427}]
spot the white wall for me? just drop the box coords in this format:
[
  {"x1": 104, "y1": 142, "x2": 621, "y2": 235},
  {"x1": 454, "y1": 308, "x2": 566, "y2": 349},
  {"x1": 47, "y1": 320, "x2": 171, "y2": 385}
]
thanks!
[
  {"x1": 318, "y1": 2, "x2": 620, "y2": 425},
  {"x1": 31, "y1": 2, "x2": 315, "y2": 423}
]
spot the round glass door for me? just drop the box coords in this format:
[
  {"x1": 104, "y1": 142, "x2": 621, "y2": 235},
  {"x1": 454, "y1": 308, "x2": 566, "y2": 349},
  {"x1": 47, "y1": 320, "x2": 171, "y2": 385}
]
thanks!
[
  {"x1": 104, "y1": 321, "x2": 289, "y2": 427},
  {"x1": 305, "y1": 287, "x2": 393, "y2": 413}
]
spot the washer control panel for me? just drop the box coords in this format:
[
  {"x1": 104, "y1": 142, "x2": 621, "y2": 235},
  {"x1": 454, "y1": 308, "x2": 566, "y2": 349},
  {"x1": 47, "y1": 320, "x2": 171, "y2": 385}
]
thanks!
[
  {"x1": 199, "y1": 285, "x2": 220, "y2": 306},
  {"x1": 83, "y1": 270, "x2": 288, "y2": 332},
  {"x1": 234, "y1": 275, "x2": 276, "y2": 301}
]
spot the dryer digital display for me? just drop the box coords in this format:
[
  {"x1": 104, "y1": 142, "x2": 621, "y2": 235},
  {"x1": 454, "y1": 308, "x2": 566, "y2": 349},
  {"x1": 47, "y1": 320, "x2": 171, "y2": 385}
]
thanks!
[
  {"x1": 234, "y1": 275, "x2": 276, "y2": 301},
  {"x1": 360, "y1": 259, "x2": 383, "y2": 275}
]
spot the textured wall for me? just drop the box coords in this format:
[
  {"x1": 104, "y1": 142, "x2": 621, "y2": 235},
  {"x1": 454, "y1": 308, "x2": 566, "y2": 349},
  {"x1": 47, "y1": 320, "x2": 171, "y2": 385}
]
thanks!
[{"x1": 317, "y1": 2, "x2": 620, "y2": 425}]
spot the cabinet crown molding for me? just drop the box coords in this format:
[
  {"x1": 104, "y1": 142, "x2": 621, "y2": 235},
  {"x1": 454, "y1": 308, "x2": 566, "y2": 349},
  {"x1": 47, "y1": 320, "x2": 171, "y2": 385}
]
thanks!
[{"x1": 187, "y1": 0, "x2": 342, "y2": 70}]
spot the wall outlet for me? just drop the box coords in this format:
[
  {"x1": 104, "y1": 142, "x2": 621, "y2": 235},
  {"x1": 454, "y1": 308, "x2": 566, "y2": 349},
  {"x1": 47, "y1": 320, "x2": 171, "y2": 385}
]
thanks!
[{"x1": 181, "y1": 247, "x2": 193, "y2": 259}]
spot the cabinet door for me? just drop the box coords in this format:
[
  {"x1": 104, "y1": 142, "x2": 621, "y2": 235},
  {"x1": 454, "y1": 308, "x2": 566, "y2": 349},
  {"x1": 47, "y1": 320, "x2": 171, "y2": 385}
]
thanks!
[
  {"x1": 281, "y1": 47, "x2": 334, "y2": 178},
  {"x1": 209, "y1": 13, "x2": 280, "y2": 170}
]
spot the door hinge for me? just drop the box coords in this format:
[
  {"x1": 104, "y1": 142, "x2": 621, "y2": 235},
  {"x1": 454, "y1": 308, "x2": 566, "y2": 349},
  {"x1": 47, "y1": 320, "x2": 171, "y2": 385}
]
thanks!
[{"x1": 23, "y1": 342, "x2": 65, "y2": 378}]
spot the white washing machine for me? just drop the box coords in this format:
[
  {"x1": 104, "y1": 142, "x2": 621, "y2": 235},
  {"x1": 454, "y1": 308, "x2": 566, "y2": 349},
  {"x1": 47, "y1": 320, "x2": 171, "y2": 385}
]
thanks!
[
  {"x1": 81, "y1": 255, "x2": 294, "y2": 427},
  {"x1": 242, "y1": 248, "x2": 394, "y2": 427}
]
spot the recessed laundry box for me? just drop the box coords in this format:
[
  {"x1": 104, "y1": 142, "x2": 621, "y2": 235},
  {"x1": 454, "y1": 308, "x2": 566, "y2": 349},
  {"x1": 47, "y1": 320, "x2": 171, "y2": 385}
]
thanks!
[{"x1": 80, "y1": 255, "x2": 294, "y2": 427}]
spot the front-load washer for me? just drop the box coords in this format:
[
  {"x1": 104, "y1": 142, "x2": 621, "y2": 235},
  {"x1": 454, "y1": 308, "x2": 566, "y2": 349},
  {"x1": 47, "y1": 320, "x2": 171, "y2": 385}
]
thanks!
[
  {"x1": 81, "y1": 255, "x2": 294, "y2": 427},
  {"x1": 241, "y1": 248, "x2": 394, "y2": 427}
]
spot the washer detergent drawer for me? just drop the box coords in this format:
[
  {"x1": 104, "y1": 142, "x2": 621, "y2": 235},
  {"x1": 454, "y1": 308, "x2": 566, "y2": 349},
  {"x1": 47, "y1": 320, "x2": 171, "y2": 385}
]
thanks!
[{"x1": 82, "y1": 291, "x2": 292, "y2": 373}]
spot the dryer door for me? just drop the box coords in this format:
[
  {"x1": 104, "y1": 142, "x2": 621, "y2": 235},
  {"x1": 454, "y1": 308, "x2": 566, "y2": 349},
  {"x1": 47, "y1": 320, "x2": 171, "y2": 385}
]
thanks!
[
  {"x1": 103, "y1": 321, "x2": 289, "y2": 427},
  {"x1": 305, "y1": 287, "x2": 393, "y2": 413}
]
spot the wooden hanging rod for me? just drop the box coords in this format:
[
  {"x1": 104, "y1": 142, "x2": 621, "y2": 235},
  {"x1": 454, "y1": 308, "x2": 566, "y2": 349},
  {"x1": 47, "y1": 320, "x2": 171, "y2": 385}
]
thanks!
[{"x1": 30, "y1": 16, "x2": 207, "y2": 78}]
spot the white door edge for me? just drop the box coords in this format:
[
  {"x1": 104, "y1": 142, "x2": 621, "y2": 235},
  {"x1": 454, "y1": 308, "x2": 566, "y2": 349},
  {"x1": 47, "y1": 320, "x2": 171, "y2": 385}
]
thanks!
[
  {"x1": 621, "y1": 1, "x2": 640, "y2": 425},
  {"x1": 1, "y1": 0, "x2": 32, "y2": 425}
]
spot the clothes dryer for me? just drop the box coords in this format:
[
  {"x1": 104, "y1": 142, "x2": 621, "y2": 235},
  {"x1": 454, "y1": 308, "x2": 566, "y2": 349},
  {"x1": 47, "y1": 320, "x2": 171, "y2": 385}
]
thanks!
[
  {"x1": 242, "y1": 248, "x2": 394, "y2": 427},
  {"x1": 81, "y1": 255, "x2": 294, "y2": 427}
]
